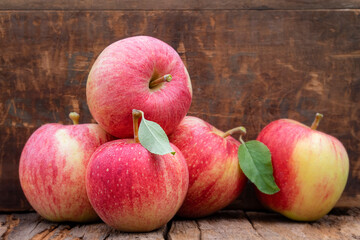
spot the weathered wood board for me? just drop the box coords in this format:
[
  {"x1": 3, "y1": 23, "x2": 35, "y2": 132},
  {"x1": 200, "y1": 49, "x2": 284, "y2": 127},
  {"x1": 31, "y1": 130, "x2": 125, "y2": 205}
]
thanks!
[
  {"x1": 0, "y1": 209, "x2": 359, "y2": 239},
  {"x1": 0, "y1": 5, "x2": 359, "y2": 211},
  {"x1": 1, "y1": 0, "x2": 360, "y2": 10}
]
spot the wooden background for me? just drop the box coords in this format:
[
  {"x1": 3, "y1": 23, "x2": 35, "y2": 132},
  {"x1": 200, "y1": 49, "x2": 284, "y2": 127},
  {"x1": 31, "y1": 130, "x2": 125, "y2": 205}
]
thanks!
[{"x1": 0, "y1": 1, "x2": 359, "y2": 211}]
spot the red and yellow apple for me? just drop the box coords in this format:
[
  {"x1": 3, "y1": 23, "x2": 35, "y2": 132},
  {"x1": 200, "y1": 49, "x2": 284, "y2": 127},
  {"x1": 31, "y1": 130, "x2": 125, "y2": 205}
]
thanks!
[
  {"x1": 19, "y1": 113, "x2": 113, "y2": 222},
  {"x1": 86, "y1": 35, "x2": 192, "y2": 139},
  {"x1": 256, "y1": 114, "x2": 349, "y2": 221},
  {"x1": 169, "y1": 116, "x2": 247, "y2": 218},
  {"x1": 86, "y1": 111, "x2": 189, "y2": 232}
]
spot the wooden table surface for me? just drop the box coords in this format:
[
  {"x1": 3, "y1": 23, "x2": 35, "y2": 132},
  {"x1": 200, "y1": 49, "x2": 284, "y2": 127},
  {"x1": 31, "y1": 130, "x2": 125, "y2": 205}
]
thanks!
[{"x1": 1, "y1": 208, "x2": 359, "y2": 240}]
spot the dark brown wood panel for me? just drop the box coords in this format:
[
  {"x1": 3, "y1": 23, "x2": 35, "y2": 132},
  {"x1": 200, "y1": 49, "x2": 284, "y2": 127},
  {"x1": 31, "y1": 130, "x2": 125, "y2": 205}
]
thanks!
[
  {"x1": 0, "y1": 0, "x2": 360, "y2": 10},
  {"x1": 0, "y1": 10, "x2": 359, "y2": 211}
]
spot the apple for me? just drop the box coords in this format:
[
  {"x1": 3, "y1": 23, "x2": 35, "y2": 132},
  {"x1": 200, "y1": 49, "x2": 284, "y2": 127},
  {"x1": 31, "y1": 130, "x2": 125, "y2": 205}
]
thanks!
[
  {"x1": 19, "y1": 113, "x2": 113, "y2": 222},
  {"x1": 256, "y1": 113, "x2": 349, "y2": 221},
  {"x1": 85, "y1": 111, "x2": 189, "y2": 232},
  {"x1": 86, "y1": 35, "x2": 192, "y2": 139},
  {"x1": 169, "y1": 116, "x2": 247, "y2": 218}
]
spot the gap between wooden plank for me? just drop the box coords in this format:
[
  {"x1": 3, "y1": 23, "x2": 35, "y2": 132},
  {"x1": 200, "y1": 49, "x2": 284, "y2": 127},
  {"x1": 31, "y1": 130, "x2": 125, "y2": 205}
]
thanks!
[{"x1": 168, "y1": 211, "x2": 264, "y2": 240}]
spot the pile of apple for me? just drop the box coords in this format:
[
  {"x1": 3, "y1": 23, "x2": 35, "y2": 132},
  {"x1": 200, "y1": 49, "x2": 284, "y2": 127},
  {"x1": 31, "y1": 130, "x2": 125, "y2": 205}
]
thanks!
[{"x1": 19, "y1": 36, "x2": 349, "y2": 232}]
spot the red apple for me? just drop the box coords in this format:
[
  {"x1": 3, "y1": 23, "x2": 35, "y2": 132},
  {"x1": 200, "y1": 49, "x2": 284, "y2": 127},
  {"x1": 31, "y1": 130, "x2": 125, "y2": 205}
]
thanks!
[
  {"x1": 256, "y1": 114, "x2": 349, "y2": 221},
  {"x1": 169, "y1": 116, "x2": 247, "y2": 218},
  {"x1": 19, "y1": 113, "x2": 113, "y2": 222},
  {"x1": 86, "y1": 36, "x2": 192, "y2": 139},
  {"x1": 85, "y1": 111, "x2": 189, "y2": 232}
]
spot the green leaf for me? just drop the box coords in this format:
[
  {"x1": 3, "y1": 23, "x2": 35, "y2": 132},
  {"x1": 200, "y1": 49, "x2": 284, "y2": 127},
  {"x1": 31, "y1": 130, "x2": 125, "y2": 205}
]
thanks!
[
  {"x1": 138, "y1": 114, "x2": 175, "y2": 155},
  {"x1": 238, "y1": 140, "x2": 279, "y2": 195}
]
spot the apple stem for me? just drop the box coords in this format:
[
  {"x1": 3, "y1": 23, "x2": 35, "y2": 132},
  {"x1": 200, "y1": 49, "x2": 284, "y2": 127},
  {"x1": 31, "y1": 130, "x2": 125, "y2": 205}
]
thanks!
[
  {"x1": 69, "y1": 112, "x2": 80, "y2": 125},
  {"x1": 132, "y1": 109, "x2": 143, "y2": 143},
  {"x1": 149, "y1": 74, "x2": 172, "y2": 88},
  {"x1": 222, "y1": 126, "x2": 247, "y2": 138},
  {"x1": 238, "y1": 129, "x2": 247, "y2": 145},
  {"x1": 310, "y1": 113, "x2": 323, "y2": 130}
]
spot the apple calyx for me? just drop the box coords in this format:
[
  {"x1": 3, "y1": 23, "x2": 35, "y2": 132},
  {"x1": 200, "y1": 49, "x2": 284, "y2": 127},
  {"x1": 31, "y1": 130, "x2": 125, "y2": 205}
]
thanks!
[
  {"x1": 149, "y1": 74, "x2": 172, "y2": 89},
  {"x1": 69, "y1": 112, "x2": 80, "y2": 125},
  {"x1": 221, "y1": 126, "x2": 247, "y2": 139},
  {"x1": 132, "y1": 109, "x2": 143, "y2": 143},
  {"x1": 310, "y1": 113, "x2": 323, "y2": 130}
]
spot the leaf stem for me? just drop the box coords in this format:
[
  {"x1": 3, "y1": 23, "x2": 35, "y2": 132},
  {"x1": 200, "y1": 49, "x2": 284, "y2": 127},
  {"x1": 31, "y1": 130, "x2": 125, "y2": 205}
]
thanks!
[
  {"x1": 69, "y1": 112, "x2": 80, "y2": 125},
  {"x1": 222, "y1": 126, "x2": 247, "y2": 138},
  {"x1": 149, "y1": 74, "x2": 172, "y2": 89},
  {"x1": 132, "y1": 109, "x2": 143, "y2": 143},
  {"x1": 310, "y1": 113, "x2": 323, "y2": 130}
]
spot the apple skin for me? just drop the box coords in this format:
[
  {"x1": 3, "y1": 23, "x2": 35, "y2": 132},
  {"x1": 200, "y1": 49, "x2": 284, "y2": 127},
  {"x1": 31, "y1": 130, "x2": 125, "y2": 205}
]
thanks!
[
  {"x1": 86, "y1": 36, "x2": 193, "y2": 139},
  {"x1": 19, "y1": 123, "x2": 113, "y2": 222},
  {"x1": 256, "y1": 119, "x2": 349, "y2": 221},
  {"x1": 85, "y1": 140, "x2": 189, "y2": 232},
  {"x1": 168, "y1": 116, "x2": 247, "y2": 218}
]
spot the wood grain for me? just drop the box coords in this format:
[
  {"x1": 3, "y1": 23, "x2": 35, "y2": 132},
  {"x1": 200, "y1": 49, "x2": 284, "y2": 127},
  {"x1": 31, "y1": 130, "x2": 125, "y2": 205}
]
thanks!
[
  {"x1": 0, "y1": 9, "x2": 359, "y2": 211},
  {"x1": 168, "y1": 220, "x2": 200, "y2": 240},
  {"x1": 0, "y1": 213, "x2": 166, "y2": 240},
  {"x1": 0, "y1": 0, "x2": 359, "y2": 10},
  {"x1": 196, "y1": 211, "x2": 262, "y2": 240},
  {"x1": 1, "y1": 209, "x2": 359, "y2": 239},
  {"x1": 246, "y1": 208, "x2": 360, "y2": 239},
  {"x1": 6, "y1": 213, "x2": 56, "y2": 240}
]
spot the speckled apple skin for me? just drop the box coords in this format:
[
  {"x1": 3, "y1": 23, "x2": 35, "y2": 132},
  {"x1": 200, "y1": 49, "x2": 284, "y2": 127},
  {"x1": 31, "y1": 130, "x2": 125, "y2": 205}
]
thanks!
[
  {"x1": 86, "y1": 36, "x2": 193, "y2": 139},
  {"x1": 169, "y1": 116, "x2": 247, "y2": 218},
  {"x1": 86, "y1": 140, "x2": 189, "y2": 232},
  {"x1": 19, "y1": 123, "x2": 112, "y2": 222},
  {"x1": 256, "y1": 119, "x2": 349, "y2": 221}
]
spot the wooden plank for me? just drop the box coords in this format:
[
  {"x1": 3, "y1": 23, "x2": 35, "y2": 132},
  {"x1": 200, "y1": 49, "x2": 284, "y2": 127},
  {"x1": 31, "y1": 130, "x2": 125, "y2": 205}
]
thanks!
[
  {"x1": 168, "y1": 220, "x2": 200, "y2": 240},
  {"x1": 0, "y1": 0, "x2": 359, "y2": 10},
  {"x1": 105, "y1": 225, "x2": 167, "y2": 240},
  {"x1": 6, "y1": 213, "x2": 58, "y2": 240},
  {"x1": 62, "y1": 223, "x2": 112, "y2": 240},
  {"x1": 246, "y1": 208, "x2": 360, "y2": 240},
  {"x1": 46, "y1": 225, "x2": 71, "y2": 239},
  {"x1": 0, "y1": 212, "x2": 167, "y2": 240},
  {"x1": 0, "y1": 9, "x2": 359, "y2": 211},
  {"x1": 196, "y1": 211, "x2": 263, "y2": 240}
]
